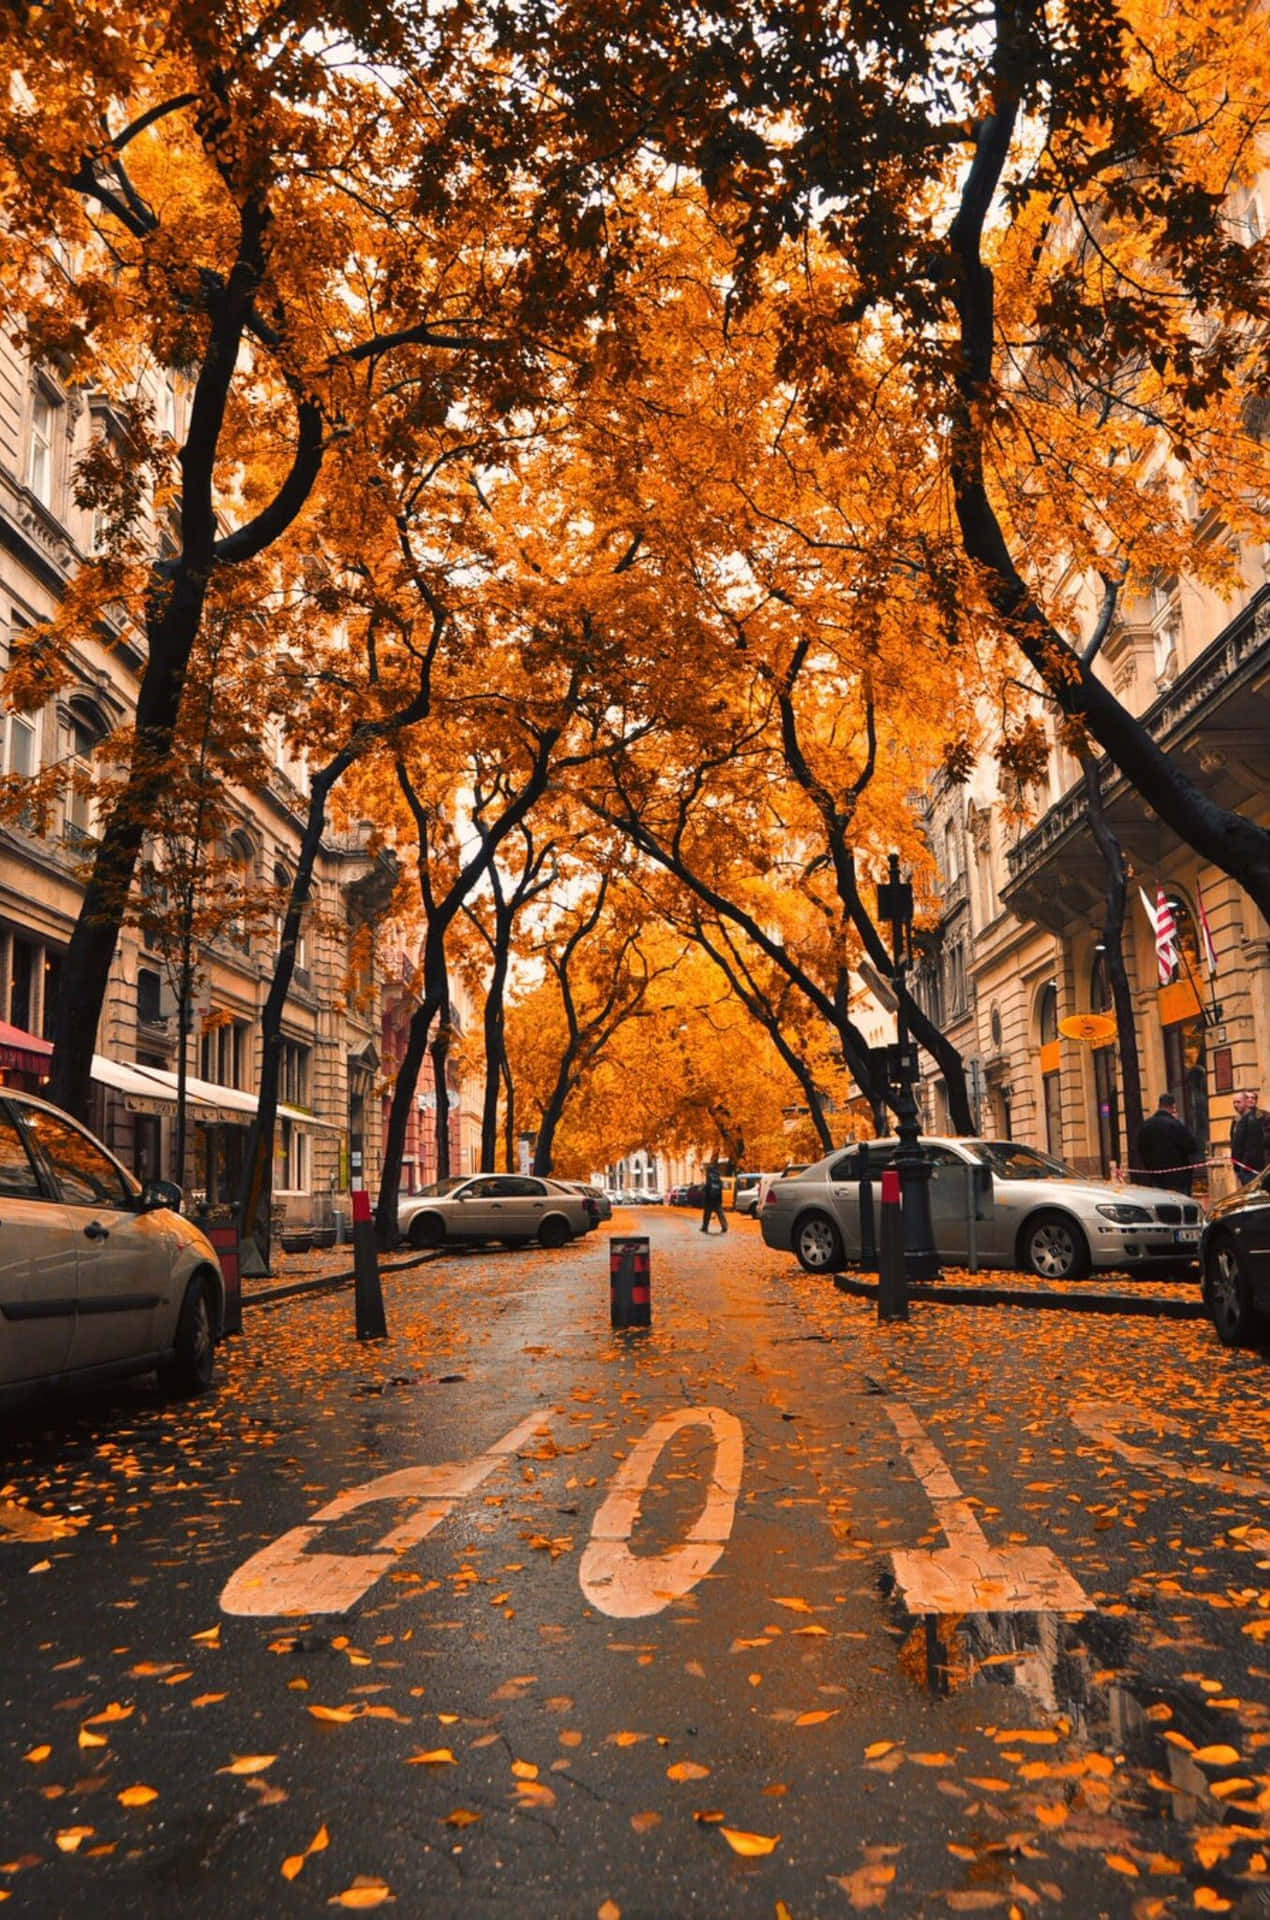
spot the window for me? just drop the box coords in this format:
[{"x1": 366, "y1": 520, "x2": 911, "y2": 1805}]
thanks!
[
  {"x1": 137, "y1": 968, "x2": 163, "y2": 1026},
  {"x1": 64, "y1": 700, "x2": 108, "y2": 843},
  {"x1": 26, "y1": 390, "x2": 56, "y2": 508},
  {"x1": 944, "y1": 820, "x2": 960, "y2": 884},
  {"x1": 159, "y1": 380, "x2": 178, "y2": 441},
  {"x1": 0, "y1": 1105, "x2": 42, "y2": 1198},
  {"x1": 278, "y1": 1040, "x2": 310, "y2": 1107},
  {"x1": 23, "y1": 1105, "x2": 133, "y2": 1207},
  {"x1": 275, "y1": 1118, "x2": 308, "y2": 1193},
  {"x1": 200, "y1": 1018, "x2": 246, "y2": 1089}
]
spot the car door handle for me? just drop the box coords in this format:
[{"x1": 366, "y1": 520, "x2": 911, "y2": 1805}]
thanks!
[{"x1": 83, "y1": 1221, "x2": 109, "y2": 1241}]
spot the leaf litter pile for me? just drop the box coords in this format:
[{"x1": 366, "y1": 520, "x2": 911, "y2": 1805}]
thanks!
[{"x1": 3, "y1": 1227, "x2": 1270, "y2": 1913}]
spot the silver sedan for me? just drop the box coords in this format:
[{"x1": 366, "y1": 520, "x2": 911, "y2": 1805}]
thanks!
[
  {"x1": 759, "y1": 1137, "x2": 1204, "y2": 1281},
  {"x1": 398, "y1": 1173, "x2": 595, "y2": 1251}
]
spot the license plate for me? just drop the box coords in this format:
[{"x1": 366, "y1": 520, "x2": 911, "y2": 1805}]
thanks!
[{"x1": 1174, "y1": 1228, "x2": 1199, "y2": 1245}]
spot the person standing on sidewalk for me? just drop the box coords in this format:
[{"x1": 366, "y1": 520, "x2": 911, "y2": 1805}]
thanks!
[
  {"x1": 1136, "y1": 1092, "x2": 1199, "y2": 1195},
  {"x1": 1231, "y1": 1090, "x2": 1270, "y2": 1186},
  {"x1": 700, "y1": 1161, "x2": 728, "y2": 1234}
]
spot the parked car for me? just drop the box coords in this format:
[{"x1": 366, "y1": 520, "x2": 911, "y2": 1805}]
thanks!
[
  {"x1": 760, "y1": 1137, "x2": 1204, "y2": 1281},
  {"x1": 0, "y1": 1089, "x2": 226, "y2": 1409},
  {"x1": 753, "y1": 1165, "x2": 809, "y2": 1216},
  {"x1": 732, "y1": 1173, "x2": 767, "y2": 1217},
  {"x1": 558, "y1": 1181, "x2": 612, "y2": 1223},
  {"x1": 398, "y1": 1173, "x2": 594, "y2": 1250},
  {"x1": 1201, "y1": 1169, "x2": 1270, "y2": 1344}
]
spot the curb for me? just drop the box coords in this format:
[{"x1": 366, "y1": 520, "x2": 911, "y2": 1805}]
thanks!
[
  {"x1": 831, "y1": 1271, "x2": 1206, "y2": 1320},
  {"x1": 242, "y1": 1249, "x2": 441, "y2": 1310}
]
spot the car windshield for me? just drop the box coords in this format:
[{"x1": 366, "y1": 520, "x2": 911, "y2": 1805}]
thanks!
[
  {"x1": 414, "y1": 1177, "x2": 469, "y2": 1198},
  {"x1": 966, "y1": 1140, "x2": 1079, "y2": 1181}
]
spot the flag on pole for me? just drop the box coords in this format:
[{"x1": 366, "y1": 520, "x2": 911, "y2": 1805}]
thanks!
[
  {"x1": 1139, "y1": 887, "x2": 1178, "y2": 984},
  {"x1": 1195, "y1": 879, "x2": 1219, "y2": 977}
]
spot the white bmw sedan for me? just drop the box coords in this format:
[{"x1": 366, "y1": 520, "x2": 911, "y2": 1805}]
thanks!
[
  {"x1": 760, "y1": 1137, "x2": 1203, "y2": 1281},
  {"x1": 398, "y1": 1173, "x2": 596, "y2": 1251},
  {"x1": 0, "y1": 1090, "x2": 226, "y2": 1409}
]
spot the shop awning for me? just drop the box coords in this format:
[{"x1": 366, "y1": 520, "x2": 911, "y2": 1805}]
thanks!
[
  {"x1": 91, "y1": 1054, "x2": 178, "y2": 1114},
  {"x1": 0, "y1": 1020, "x2": 53, "y2": 1077},
  {"x1": 120, "y1": 1064, "x2": 343, "y2": 1131}
]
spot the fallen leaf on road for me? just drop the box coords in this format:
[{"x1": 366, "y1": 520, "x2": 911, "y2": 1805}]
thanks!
[
  {"x1": 515, "y1": 1781, "x2": 557, "y2": 1808},
  {"x1": 190, "y1": 1626, "x2": 220, "y2": 1647},
  {"x1": 831, "y1": 1862, "x2": 896, "y2": 1908},
  {"x1": 511, "y1": 1761, "x2": 538, "y2": 1780},
  {"x1": 598, "y1": 1902, "x2": 621, "y2": 1920},
  {"x1": 630, "y1": 1811, "x2": 661, "y2": 1834},
  {"x1": 693, "y1": 1809, "x2": 725, "y2": 1823},
  {"x1": 84, "y1": 1703, "x2": 133, "y2": 1726},
  {"x1": 609, "y1": 1731, "x2": 647, "y2": 1747},
  {"x1": 78, "y1": 1729, "x2": 107, "y2": 1749},
  {"x1": 794, "y1": 1710, "x2": 838, "y2": 1727},
  {"x1": 444, "y1": 1810, "x2": 481, "y2": 1827},
  {"x1": 719, "y1": 1829, "x2": 779, "y2": 1857},
  {"x1": 771, "y1": 1597, "x2": 814, "y2": 1614},
  {"x1": 191, "y1": 1694, "x2": 227, "y2": 1708},
  {"x1": 220, "y1": 1756, "x2": 277, "y2": 1775},
  {"x1": 1193, "y1": 1746, "x2": 1240, "y2": 1767},
  {"x1": 23, "y1": 1746, "x2": 51, "y2": 1764},
  {"x1": 117, "y1": 1786, "x2": 158, "y2": 1808},
  {"x1": 55, "y1": 1828, "x2": 94, "y2": 1853},
  {"x1": 309, "y1": 1706, "x2": 360, "y2": 1724},
  {"x1": 864, "y1": 1741, "x2": 897, "y2": 1760},
  {"x1": 406, "y1": 1749, "x2": 456, "y2": 1765},
  {"x1": 667, "y1": 1761, "x2": 710, "y2": 1781},
  {"x1": 1104, "y1": 1853, "x2": 1139, "y2": 1876},
  {"x1": 329, "y1": 1878, "x2": 393, "y2": 1909}
]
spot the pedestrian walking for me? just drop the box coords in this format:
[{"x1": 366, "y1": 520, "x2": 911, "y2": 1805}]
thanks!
[
  {"x1": 1136, "y1": 1092, "x2": 1199, "y2": 1195},
  {"x1": 700, "y1": 1161, "x2": 728, "y2": 1234},
  {"x1": 1231, "y1": 1089, "x2": 1270, "y2": 1186}
]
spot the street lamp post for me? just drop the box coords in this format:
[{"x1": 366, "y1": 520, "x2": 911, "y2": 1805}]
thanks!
[{"x1": 876, "y1": 852, "x2": 941, "y2": 1295}]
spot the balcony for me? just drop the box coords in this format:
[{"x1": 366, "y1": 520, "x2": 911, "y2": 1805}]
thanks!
[{"x1": 1003, "y1": 584, "x2": 1270, "y2": 932}]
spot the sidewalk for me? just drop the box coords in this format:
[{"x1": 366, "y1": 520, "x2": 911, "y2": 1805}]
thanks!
[
  {"x1": 240, "y1": 1240, "x2": 438, "y2": 1308},
  {"x1": 832, "y1": 1263, "x2": 1206, "y2": 1319}
]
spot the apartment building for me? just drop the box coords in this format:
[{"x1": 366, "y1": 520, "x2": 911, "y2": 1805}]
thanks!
[{"x1": 0, "y1": 320, "x2": 425, "y2": 1241}]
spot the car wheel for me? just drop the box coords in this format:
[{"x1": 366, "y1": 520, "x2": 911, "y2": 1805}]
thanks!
[
  {"x1": 539, "y1": 1216, "x2": 572, "y2": 1249},
  {"x1": 1021, "y1": 1210, "x2": 1090, "y2": 1282},
  {"x1": 161, "y1": 1275, "x2": 216, "y2": 1398},
  {"x1": 408, "y1": 1213, "x2": 445, "y2": 1250},
  {"x1": 794, "y1": 1211, "x2": 845, "y2": 1275},
  {"x1": 1206, "y1": 1233, "x2": 1258, "y2": 1347}
]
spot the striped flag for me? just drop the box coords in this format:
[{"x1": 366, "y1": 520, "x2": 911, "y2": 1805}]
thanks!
[
  {"x1": 1139, "y1": 887, "x2": 1178, "y2": 985},
  {"x1": 1195, "y1": 879, "x2": 1219, "y2": 976}
]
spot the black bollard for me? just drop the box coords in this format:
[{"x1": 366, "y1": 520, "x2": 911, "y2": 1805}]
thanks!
[
  {"x1": 352, "y1": 1188, "x2": 387, "y2": 1340},
  {"x1": 877, "y1": 1167, "x2": 908, "y2": 1322}
]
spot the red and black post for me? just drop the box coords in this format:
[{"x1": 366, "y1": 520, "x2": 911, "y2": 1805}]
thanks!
[
  {"x1": 609, "y1": 1235, "x2": 651, "y2": 1329},
  {"x1": 877, "y1": 1167, "x2": 908, "y2": 1322},
  {"x1": 352, "y1": 1188, "x2": 387, "y2": 1340}
]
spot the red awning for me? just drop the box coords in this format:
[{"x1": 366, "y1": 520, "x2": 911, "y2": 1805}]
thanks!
[{"x1": 0, "y1": 1021, "x2": 53, "y2": 1077}]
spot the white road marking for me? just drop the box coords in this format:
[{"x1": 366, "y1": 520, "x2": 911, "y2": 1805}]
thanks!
[
  {"x1": 578, "y1": 1407, "x2": 744, "y2": 1619},
  {"x1": 220, "y1": 1412, "x2": 549, "y2": 1617},
  {"x1": 1070, "y1": 1399, "x2": 1270, "y2": 1498},
  {"x1": 884, "y1": 1399, "x2": 1092, "y2": 1616}
]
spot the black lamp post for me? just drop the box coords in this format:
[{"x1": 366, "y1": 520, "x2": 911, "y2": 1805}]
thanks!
[{"x1": 876, "y1": 852, "x2": 940, "y2": 1289}]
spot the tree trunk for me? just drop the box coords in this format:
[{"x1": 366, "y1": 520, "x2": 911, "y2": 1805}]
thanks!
[
  {"x1": 432, "y1": 999, "x2": 452, "y2": 1181},
  {"x1": 481, "y1": 909, "x2": 512, "y2": 1170},
  {"x1": 1082, "y1": 755, "x2": 1145, "y2": 1165},
  {"x1": 237, "y1": 761, "x2": 343, "y2": 1260},
  {"x1": 376, "y1": 989, "x2": 440, "y2": 1247},
  {"x1": 501, "y1": 1054, "x2": 516, "y2": 1171}
]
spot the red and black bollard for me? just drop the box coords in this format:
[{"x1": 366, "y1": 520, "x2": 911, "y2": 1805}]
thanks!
[
  {"x1": 206, "y1": 1223, "x2": 243, "y2": 1337},
  {"x1": 609, "y1": 1234, "x2": 651, "y2": 1329},
  {"x1": 877, "y1": 1167, "x2": 908, "y2": 1323},
  {"x1": 352, "y1": 1188, "x2": 387, "y2": 1340}
]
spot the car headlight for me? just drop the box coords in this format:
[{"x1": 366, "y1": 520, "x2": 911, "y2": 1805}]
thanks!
[{"x1": 1095, "y1": 1203, "x2": 1152, "y2": 1224}]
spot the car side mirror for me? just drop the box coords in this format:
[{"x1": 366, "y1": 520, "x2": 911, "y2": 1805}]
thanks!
[{"x1": 139, "y1": 1177, "x2": 184, "y2": 1214}]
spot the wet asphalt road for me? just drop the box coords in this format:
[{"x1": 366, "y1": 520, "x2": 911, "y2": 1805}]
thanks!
[{"x1": 3, "y1": 1207, "x2": 1270, "y2": 1917}]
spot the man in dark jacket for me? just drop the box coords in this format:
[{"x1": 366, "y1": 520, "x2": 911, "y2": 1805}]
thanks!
[
  {"x1": 700, "y1": 1161, "x2": 728, "y2": 1234},
  {"x1": 1232, "y1": 1090, "x2": 1269, "y2": 1186},
  {"x1": 1136, "y1": 1092, "x2": 1199, "y2": 1195}
]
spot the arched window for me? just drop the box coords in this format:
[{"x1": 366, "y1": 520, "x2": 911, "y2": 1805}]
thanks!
[
  {"x1": 1038, "y1": 982, "x2": 1059, "y2": 1045},
  {"x1": 1090, "y1": 951, "x2": 1112, "y2": 1013}
]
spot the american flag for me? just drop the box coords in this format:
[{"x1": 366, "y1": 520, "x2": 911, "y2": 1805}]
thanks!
[{"x1": 1154, "y1": 887, "x2": 1178, "y2": 984}]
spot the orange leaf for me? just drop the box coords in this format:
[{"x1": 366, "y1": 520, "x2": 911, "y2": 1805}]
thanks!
[
  {"x1": 329, "y1": 1878, "x2": 393, "y2": 1909},
  {"x1": 84, "y1": 1703, "x2": 134, "y2": 1726},
  {"x1": 117, "y1": 1786, "x2": 158, "y2": 1808},
  {"x1": 444, "y1": 1810, "x2": 482, "y2": 1828},
  {"x1": 282, "y1": 1856, "x2": 306, "y2": 1882},
  {"x1": 78, "y1": 1728, "x2": 108, "y2": 1750},
  {"x1": 220, "y1": 1756, "x2": 277, "y2": 1775},
  {"x1": 55, "y1": 1828, "x2": 95, "y2": 1853},
  {"x1": 598, "y1": 1903, "x2": 621, "y2": 1920},
  {"x1": 406, "y1": 1749, "x2": 456, "y2": 1766},
  {"x1": 864, "y1": 1741, "x2": 897, "y2": 1760},
  {"x1": 310, "y1": 1827, "x2": 330, "y2": 1853},
  {"x1": 771, "y1": 1597, "x2": 814, "y2": 1613},
  {"x1": 667, "y1": 1761, "x2": 710, "y2": 1782},
  {"x1": 692, "y1": 1809, "x2": 726, "y2": 1823},
  {"x1": 309, "y1": 1706, "x2": 360, "y2": 1724},
  {"x1": 1104, "y1": 1853, "x2": 1139, "y2": 1876},
  {"x1": 794, "y1": 1710, "x2": 838, "y2": 1728},
  {"x1": 719, "y1": 1828, "x2": 779, "y2": 1857},
  {"x1": 1194, "y1": 1893, "x2": 1233, "y2": 1914},
  {"x1": 609, "y1": 1731, "x2": 647, "y2": 1747},
  {"x1": 1192, "y1": 1745, "x2": 1240, "y2": 1767},
  {"x1": 190, "y1": 1626, "x2": 221, "y2": 1646},
  {"x1": 23, "y1": 1745, "x2": 51, "y2": 1764},
  {"x1": 630, "y1": 1811, "x2": 661, "y2": 1834},
  {"x1": 511, "y1": 1760, "x2": 539, "y2": 1780}
]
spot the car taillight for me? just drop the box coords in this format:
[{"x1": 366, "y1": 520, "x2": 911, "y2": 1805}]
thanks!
[{"x1": 764, "y1": 1189, "x2": 777, "y2": 1205}]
